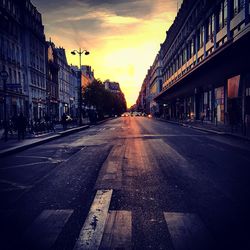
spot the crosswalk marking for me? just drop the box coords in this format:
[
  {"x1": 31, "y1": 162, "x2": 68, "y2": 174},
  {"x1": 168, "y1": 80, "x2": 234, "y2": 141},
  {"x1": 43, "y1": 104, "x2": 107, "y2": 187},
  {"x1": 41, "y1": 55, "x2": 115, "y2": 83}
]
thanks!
[
  {"x1": 95, "y1": 145, "x2": 125, "y2": 190},
  {"x1": 98, "y1": 128, "x2": 106, "y2": 131},
  {"x1": 100, "y1": 210, "x2": 132, "y2": 249},
  {"x1": 23, "y1": 209, "x2": 73, "y2": 250},
  {"x1": 164, "y1": 212, "x2": 215, "y2": 250},
  {"x1": 74, "y1": 189, "x2": 113, "y2": 250}
]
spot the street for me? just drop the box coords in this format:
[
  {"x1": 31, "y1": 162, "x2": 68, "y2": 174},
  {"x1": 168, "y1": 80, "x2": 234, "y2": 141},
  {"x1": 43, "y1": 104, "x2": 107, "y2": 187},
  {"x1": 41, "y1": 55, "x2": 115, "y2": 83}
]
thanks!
[{"x1": 1, "y1": 117, "x2": 250, "y2": 250}]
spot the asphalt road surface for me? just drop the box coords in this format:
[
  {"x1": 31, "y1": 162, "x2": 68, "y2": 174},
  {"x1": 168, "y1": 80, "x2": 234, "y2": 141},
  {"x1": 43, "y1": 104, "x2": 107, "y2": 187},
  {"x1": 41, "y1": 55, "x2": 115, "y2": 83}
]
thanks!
[{"x1": 0, "y1": 117, "x2": 250, "y2": 250}]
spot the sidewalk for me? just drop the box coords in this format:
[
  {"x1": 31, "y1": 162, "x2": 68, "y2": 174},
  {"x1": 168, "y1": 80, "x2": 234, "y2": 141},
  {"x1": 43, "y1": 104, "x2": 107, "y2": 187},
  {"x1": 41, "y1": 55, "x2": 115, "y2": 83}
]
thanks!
[
  {"x1": 157, "y1": 118, "x2": 250, "y2": 140},
  {"x1": 0, "y1": 117, "x2": 116, "y2": 157},
  {"x1": 0, "y1": 124, "x2": 89, "y2": 157}
]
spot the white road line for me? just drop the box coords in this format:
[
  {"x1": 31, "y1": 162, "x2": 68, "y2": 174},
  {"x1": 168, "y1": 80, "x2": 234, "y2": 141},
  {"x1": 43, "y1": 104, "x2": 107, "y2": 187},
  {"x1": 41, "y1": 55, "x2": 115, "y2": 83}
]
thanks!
[
  {"x1": 15, "y1": 155, "x2": 52, "y2": 159},
  {"x1": 0, "y1": 160, "x2": 62, "y2": 170},
  {"x1": 98, "y1": 128, "x2": 106, "y2": 131},
  {"x1": 23, "y1": 209, "x2": 73, "y2": 250},
  {"x1": 74, "y1": 189, "x2": 113, "y2": 250},
  {"x1": 0, "y1": 179, "x2": 32, "y2": 191},
  {"x1": 164, "y1": 212, "x2": 215, "y2": 250}
]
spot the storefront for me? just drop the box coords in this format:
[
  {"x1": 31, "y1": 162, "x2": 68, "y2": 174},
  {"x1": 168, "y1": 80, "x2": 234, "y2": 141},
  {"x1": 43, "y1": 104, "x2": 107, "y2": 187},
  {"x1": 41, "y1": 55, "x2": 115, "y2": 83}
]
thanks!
[
  {"x1": 32, "y1": 99, "x2": 46, "y2": 120},
  {"x1": 0, "y1": 91, "x2": 27, "y2": 122},
  {"x1": 227, "y1": 75, "x2": 242, "y2": 126},
  {"x1": 214, "y1": 86, "x2": 225, "y2": 124}
]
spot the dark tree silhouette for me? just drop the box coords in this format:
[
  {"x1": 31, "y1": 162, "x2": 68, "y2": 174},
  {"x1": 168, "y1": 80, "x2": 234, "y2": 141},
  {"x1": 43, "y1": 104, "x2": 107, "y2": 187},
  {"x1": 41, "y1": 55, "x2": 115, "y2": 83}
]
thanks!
[{"x1": 83, "y1": 79, "x2": 127, "y2": 119}]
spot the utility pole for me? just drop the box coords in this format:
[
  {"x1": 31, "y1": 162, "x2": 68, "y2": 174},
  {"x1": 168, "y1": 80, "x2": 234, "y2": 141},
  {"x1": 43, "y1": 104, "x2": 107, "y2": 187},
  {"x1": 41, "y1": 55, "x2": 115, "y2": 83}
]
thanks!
[{"x1": 71, "y1": 49, "x2": 90, "y2": 126}]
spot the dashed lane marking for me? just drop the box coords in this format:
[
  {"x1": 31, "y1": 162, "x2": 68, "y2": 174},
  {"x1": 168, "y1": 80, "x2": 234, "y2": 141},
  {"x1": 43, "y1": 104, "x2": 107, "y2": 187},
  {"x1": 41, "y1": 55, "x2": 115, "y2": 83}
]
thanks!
[
  {"x1": 74, "y1": 189, "x2": 113, "y2": 250},
  {"x1": 164, "y1": 212, "x2": 215, "y2": 250},
  {"x1": 22, "y1": 209, "x2": 73, "y2": 250}
]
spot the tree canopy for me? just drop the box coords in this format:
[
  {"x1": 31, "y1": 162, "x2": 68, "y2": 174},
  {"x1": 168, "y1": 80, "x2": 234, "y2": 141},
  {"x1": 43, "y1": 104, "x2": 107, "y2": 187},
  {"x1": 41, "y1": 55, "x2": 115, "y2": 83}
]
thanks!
[{"x1": 83, "y1": 79, "x2": 127, "y2": 118}]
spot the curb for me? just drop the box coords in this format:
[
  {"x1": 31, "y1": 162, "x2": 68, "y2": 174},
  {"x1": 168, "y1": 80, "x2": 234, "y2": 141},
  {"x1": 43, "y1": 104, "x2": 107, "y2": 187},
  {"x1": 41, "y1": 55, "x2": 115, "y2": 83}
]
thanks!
[
  {"x1": 0, "y1": 125, "x2": 90, "y2": 158},
  {"x1": 0, "y1": 117, "x2": 115, "y2": 158},
  {"x1": 155, "y1": 118, "x2": 248, "y2": 137},
  {"x1": 183, "y1": 124, "x2": 226, "y2": 135},
  {"x1": 58, "y1": 125, "x2": 90, "y2": 137},
  {"x1": 223, "y1": 132, "x2": 250, "y2": 142}
]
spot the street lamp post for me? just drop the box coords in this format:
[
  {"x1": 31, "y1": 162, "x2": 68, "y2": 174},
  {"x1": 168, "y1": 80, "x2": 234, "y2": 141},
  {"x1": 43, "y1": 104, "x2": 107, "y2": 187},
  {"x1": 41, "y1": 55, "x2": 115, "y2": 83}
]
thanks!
[
  {"x1": 0, "y1": 69, "x2": 9, "y2": 141},
  {"x1": 71, "y1": 48, "x2": 90, "y2": 126}
]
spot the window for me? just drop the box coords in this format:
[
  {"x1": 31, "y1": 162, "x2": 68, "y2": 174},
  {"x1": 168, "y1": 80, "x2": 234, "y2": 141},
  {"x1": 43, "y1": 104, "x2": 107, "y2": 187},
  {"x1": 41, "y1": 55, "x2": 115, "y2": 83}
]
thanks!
[
  {"x1": 191, "y1": 38, "x2": 195, "y2": 56},
  {"x1": 233, "y1": 0, "x2": 244, "y2": 15},
  {"x1": 207, "y1": 14, "x2": 215, "y2": 42},
  {"x1": 211, "y1": 14, "x2": 215, "y2": 37},
  {"x1": 183, "y1": 48, "x2": 187, "y2": 64},
  {"x1": 198, "y1": 26, "x2": 204, "y2": 48},
  {"x1": 219, "y1": 0, "x2": 227, "y2": 30}
]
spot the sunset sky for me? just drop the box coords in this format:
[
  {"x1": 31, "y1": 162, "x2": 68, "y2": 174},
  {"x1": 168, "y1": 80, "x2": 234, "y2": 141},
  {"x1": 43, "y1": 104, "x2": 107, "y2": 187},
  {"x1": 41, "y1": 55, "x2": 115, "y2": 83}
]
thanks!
[{"x1": 32, "y1": 0, "x2": 182, "y2": 107}]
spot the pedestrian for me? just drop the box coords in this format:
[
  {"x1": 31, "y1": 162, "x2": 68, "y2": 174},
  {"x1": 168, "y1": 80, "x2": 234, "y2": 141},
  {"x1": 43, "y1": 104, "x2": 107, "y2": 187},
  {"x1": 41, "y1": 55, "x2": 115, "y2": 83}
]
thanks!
[
  {"x1": 16, "y1": 112, "x2": 27, "y2": 140},
  {"x1": 61, "y1": 113, "x2": 67, "y2": 130}
]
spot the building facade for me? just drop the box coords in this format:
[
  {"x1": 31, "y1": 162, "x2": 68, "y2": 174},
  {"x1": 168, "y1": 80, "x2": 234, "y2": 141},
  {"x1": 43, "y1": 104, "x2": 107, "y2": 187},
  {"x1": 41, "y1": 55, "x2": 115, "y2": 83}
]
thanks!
[
  {"x1": 55, "y1": 48, "x2": 71, "y2": 118},
  {"x1": 136, "y1": 81, "x2": 147, "y2": 113},
  {"x1": 46, "y1": 40, "x2": 59, "y2": 121},
  {"x1": 0, "y1": 0, "x2": 28, "y2": 122},
  {"x1": 22, "y1": 0, "x2": 46, "y2": 121},
  {"x1": 0, "y1": 0, "x2": 90, "y2": 125},
  {"x1": 136, "y1": 53, "x2": 163, "y2": 115},
  {"x1": 155, "y1": 0, "x2": 250, "y2": 134},
  {"x1": 104, "y1": 80, "x2": 121, "y2": 93},
  {"x1": 81, "y1": 65, "x2": 94, "y2": 90},
  {"x1": 148, "y1": 53, "x2": 163, "y2": 116}
]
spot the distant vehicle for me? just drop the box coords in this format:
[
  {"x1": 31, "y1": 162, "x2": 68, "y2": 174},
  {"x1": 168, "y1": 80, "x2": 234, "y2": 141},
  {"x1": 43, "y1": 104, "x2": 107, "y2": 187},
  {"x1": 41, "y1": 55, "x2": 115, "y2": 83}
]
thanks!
[
  {"x1": 121, "y1": 112, "x2": 129, "y2": 117},
  {"x1": 132, "y1": 112, "x2": 140, "y2": 116},
  {"x1": 148, "y1": 114, "x2": 152, "y2": 118}
]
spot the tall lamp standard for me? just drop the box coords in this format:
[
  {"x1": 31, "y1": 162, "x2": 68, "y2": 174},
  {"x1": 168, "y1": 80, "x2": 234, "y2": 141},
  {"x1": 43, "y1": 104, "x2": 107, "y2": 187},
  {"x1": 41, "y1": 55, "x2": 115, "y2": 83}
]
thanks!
[
  {"x1": 71, "y1": 49, "x2": 90, "y2": 126},
  {"x1": 0, "y1": 69, "x2": 9, "y2": 141}
]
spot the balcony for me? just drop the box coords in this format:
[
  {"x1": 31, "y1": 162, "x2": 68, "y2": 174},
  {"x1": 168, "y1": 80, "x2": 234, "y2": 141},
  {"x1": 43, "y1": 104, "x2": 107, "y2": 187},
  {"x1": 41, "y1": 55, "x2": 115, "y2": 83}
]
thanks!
[
  {"x1": 230, "y1": 9, "x2": 245, "y2": 38},
  {"x1": 216, "y1": 26, "x2": 227, "y2": 44}
]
